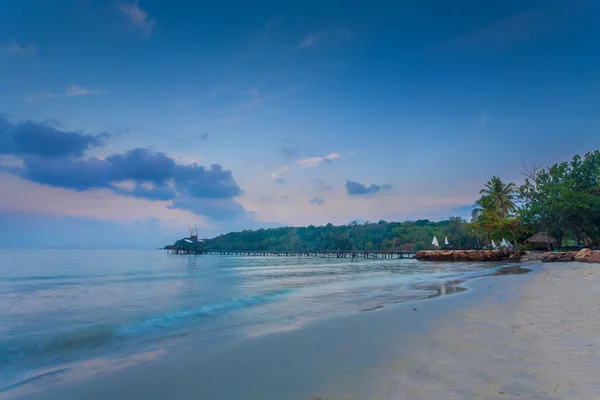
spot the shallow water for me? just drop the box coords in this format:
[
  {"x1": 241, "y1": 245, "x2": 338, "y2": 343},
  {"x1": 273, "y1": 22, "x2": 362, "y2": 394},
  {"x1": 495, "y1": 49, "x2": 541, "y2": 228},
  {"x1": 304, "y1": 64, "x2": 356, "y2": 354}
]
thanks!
[{"x1": 0, "y1": 249, "x2": 516, "y2": 392}]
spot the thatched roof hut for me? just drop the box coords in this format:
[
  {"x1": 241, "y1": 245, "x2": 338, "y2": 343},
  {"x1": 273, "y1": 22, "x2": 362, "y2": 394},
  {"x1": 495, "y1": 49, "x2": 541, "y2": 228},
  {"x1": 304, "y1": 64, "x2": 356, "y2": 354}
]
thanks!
[{"x1": 525, "y1": 233, "x2": 558, "y2": 244}]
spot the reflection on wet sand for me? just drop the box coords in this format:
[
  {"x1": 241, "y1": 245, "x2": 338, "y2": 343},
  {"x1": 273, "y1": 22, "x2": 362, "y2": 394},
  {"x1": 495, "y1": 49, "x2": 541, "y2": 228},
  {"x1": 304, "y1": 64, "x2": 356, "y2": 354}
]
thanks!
[{"x1": 418, "y1": 265, "x2": 532, "y2": 300}]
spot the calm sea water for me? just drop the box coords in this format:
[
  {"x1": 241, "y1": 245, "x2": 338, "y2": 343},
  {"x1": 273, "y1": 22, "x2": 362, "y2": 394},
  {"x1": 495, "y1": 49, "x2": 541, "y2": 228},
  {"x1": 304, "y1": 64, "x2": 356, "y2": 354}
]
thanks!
[{"x1": 0, "y1": 249, "x2": 502, "y2": 392}]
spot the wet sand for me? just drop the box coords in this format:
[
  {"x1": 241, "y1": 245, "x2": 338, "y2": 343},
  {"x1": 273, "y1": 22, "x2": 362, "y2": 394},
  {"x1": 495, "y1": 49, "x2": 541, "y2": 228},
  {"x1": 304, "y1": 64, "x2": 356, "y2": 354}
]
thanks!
[
  {"x1": 15, "y1": 262, "x2": 600, "y2": 400},
  {"x1": 325, "y1": 261, "x2": 600, "y2": 399}
]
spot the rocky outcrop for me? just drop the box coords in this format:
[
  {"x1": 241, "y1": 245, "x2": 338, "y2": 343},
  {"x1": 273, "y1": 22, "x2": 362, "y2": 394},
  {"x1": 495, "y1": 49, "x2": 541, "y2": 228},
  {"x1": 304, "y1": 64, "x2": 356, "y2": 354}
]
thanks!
[
  {"x1": 587, "y1": 252, "x2": 600, "y2": 264},
  {"x1": 415, "y1": 249, "x2": 521, "y2": 262},
  {"x1": 575, "y1": 248, "x2": 593, "y2": 262},
  {"x1": 416, "y1": 249, "x2": 600, "y2": 263},
  {"x1": 542, "y1": 252, "x2": 576, "y2": 263},
  {"x1": 540, "y1": 248, "x2": 600, "y2": 263}
]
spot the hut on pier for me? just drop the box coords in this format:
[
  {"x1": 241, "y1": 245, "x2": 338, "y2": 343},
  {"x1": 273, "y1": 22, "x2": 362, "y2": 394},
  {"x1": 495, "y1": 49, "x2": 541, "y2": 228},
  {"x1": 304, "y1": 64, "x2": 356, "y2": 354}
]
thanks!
[{"x1": 171, "y1": 228, "x2": 205, "y2": 254}]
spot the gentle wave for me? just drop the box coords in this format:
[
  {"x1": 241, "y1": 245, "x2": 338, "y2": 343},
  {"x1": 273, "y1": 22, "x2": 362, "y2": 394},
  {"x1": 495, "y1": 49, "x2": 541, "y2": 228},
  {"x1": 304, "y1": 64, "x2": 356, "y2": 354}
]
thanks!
[
  {"x1": 117, "y1": 290, "x2": 293, "y2": 335},
  {"x1": 0, "y1": 290, "x2": 292, "y2": 364}
]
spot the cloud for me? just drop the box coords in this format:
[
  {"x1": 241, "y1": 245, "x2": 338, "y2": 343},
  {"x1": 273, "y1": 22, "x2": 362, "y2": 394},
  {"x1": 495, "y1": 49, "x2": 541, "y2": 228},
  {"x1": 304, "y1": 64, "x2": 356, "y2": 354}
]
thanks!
[
  {"x1": 105, "y1": 125, "x2": 130, "y2": 137},
  {"x1": 310, "y1": 197, "x2": 325, "y2": 205},
  {"x1": 316, "y1": 179, "x2": 333, "y2": 191},
  {"x1": 115, "y1": 0, "x2": 156, "y2": 38},
  {"x1": 64, "y1": 85, "x2": 107, "y2": 97},
  {"x1": 346, "y1": 180, "x2": 392, "y2": 196},
  {"x1": 25, "y1": 85, "x2": 108, "y2": 102},
  {"x1": 450, "y1": 204, "x2": 477, "y2": 220},
  {"x1": 0, "y1": 117, "x2": 247, "y2": 221},
  {"x1": 432, "y1": 3, "x2": 594, "y2": 52},
  {"x1": 11, "y1": 151, "x2": 243, "y2": 216},
  {"x1": 0, "y1": 41, "x2": 36, "y2": 58},
  {"x1": 292, "y1": 31, "x2": 328, "y2": 51},
  {"x1": 274, "y1": 178, "x2": 286, "y2": 185},
  {"x1": 270, "y1": 165, "x2": 289, "y2": 178},
  {"x1": 272, "y1": 153, "x2": 341, "y2": 178},
  {"x1": 0, "y1": 117, "x2": 107, "y2": 158},
  {"x1": 169, "y1": 196, "x2": 247, "y2": 221},
  {"x1": 296, "y1": 153, "x2": 341, "y2": 168},
  {"x1": 291, "y1": 27, "x2": 351, "y2": 51},
  {"x1": 282, "y1": 146, "x2": 299, "y2": 158}
]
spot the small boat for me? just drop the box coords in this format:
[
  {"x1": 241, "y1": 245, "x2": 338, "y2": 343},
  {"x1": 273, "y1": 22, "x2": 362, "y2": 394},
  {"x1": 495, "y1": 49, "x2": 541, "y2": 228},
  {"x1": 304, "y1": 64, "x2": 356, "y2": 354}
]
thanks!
[
  {"x1": 432, "y1": 236, "x2": 440, "y2": 247},
  {"x1": 444, "y1": 237, "x2": 449, "y2": 246},
  {"x1": 491, "y1": 239, "x2": 497, "y2": 248}
]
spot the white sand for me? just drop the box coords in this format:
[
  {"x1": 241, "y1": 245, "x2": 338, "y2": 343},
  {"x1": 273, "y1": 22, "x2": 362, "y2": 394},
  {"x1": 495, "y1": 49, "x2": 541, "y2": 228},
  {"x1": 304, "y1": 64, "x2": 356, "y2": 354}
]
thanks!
[{"x1": 366, "y1": 262, "x2": 600, "y2": 400}]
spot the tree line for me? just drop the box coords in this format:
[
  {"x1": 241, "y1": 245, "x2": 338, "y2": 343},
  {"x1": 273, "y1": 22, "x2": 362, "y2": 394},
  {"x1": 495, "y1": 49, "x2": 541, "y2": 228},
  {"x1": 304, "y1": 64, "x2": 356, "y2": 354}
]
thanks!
[
  {"x1": 202, "y1": 217, "x2": 477, "y2": 252},
  {"x1": 201, "y1": 150, "x2": 599, "y2": 251},
  {"x1": 471, "y1": 150, "x2": 600, "y2": 248}
]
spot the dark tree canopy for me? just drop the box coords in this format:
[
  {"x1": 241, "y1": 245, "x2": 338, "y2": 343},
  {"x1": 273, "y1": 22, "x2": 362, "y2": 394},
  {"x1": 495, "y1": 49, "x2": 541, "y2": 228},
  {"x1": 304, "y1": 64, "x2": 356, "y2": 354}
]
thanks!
[
  {"x1": 201, "y1": 218, "x2": 478, "y2": 252},
  {"x1": 519, "y1": 151, "x2": 600, "y2": 246}
]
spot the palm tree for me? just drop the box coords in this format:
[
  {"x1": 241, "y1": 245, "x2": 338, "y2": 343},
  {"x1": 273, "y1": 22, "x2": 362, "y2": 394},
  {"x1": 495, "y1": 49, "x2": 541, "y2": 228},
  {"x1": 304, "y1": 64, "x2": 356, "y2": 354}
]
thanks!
[
  {"x1": 478, "y1": 176, "x2": 517, "y2": 218},
  {"x1": 471, "y1": 195, "x2": 493, "y2": 221},
  {"x1": 470, "y1": 177, "x2": 518, "y2": 247}
]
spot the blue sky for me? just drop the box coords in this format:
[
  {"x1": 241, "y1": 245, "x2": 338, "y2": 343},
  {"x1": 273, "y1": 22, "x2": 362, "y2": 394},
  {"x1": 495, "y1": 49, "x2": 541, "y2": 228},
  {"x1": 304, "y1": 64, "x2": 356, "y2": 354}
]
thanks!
[{"x1": 0, "y1": 0, "x2": 599, "y2": 247}]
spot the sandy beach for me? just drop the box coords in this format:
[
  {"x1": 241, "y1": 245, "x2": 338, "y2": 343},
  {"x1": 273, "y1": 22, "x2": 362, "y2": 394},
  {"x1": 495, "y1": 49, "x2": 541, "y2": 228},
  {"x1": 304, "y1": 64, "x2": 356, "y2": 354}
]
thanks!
[{"x1": 337, "y1": 261, "x2": 600, "y2": 400}]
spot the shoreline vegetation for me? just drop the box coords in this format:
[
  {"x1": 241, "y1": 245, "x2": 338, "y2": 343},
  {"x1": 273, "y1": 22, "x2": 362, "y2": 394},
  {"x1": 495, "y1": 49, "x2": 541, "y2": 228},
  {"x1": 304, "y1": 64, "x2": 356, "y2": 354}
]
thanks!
[{"x1": 174, "y1": 150, "x2": 600, "y2": 256}]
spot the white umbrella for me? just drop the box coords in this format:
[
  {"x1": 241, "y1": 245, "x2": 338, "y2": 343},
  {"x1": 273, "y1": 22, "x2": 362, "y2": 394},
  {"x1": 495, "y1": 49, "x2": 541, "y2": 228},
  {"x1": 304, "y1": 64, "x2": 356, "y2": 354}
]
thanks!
[
  {"x1": 491, "y1": 239, "x2": 497, "y2": 248},
  {"x1": 432, "y1": 236, "x2": 439, "y2": 247},
  {"x1": 444, "y1": 236, "x2": 449, "y2": 245}
]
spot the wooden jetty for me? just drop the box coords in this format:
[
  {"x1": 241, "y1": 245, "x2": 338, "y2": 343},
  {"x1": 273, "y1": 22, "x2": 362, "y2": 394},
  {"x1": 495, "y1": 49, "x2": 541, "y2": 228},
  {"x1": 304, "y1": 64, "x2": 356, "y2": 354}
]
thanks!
[{"x1": 168, "y1": 248, "x2": 416, "y2": 259}]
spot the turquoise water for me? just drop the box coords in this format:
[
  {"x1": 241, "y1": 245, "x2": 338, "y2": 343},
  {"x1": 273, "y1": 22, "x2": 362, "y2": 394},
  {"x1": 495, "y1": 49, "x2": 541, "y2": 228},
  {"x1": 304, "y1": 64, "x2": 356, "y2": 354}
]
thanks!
[{"x1": 0, "y1": 249, "x2": 500, "y2": 392}]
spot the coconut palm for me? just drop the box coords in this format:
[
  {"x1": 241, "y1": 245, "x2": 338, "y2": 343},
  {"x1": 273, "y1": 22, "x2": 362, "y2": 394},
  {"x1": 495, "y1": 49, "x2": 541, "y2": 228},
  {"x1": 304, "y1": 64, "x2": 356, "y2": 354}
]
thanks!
[
  {"x1": 478, "y1": 176, "x2": 517, "y2": 218},
  {"x1": 471, "y1": 195, "x2": 493, "y2": 221},
  {"x1": 470, "y1": 177, "x2": 518, "y2": 247}
]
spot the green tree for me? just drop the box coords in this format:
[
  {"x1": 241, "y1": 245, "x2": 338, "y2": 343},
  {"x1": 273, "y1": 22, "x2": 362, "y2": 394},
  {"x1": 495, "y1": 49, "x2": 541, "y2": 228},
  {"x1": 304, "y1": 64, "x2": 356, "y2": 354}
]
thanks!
[
  {"x1": 478, "y1": 176, "x2": 517, "y2": 218},
  {"x1": 519, "y1": 151, "x2": 600, "y2": 245},
  {"x1": 470, "y1": 176, "x2": 518, "y2": 246}
]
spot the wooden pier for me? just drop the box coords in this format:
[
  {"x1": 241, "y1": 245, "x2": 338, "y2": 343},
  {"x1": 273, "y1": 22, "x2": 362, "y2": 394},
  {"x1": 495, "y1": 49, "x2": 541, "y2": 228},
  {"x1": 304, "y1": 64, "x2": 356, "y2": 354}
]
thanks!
[{"x1": 167, "y1": 248, "x2": 416, "y2": 259}]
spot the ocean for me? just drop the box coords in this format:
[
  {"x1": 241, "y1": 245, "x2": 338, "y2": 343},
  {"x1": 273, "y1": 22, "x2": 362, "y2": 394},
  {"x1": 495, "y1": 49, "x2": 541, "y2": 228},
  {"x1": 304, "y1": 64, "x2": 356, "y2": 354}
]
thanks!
[{"x1": 0, "y1": 249, "x2": 512, "y2": 396}]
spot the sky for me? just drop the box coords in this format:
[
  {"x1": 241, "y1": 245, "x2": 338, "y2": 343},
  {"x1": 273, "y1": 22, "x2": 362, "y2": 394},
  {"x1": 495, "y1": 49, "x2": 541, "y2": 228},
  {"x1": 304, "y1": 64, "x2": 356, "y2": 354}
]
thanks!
[{"x1": 0, "y1": 0, "x2": 599, "y2": 248}]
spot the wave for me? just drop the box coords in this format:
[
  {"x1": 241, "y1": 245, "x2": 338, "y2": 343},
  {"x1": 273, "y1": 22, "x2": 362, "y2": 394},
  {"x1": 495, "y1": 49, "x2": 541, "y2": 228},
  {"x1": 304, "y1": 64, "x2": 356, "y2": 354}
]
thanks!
[
  {"x1": 0, "y1": 290, "x2": 292, "y2": 364},
  {"x1": 117, "y1": 289, "x2": 292, "y2": 335}
]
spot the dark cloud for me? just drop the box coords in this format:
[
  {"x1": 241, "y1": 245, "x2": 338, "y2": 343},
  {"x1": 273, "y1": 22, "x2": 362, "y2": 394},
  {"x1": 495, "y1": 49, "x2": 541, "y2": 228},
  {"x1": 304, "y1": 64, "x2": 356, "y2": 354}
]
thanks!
[
  {"x1": 169, "y1": 196, "x2": 247, "y2": 221},
  {"x1": 105, "y1": 125, "x2": 130, "y2": 137},
  {"x1": 107, "y1": 148, "x2": 175, "y2": 183},
  {"x1": 316, "y1": 179, "x2": 333, "y2": 190},
  {"x1": 281, "y1": 138, "x2": 299, "y2": 158},
  {"x1": 175, "y1": 164, "x2": 241, "y2": 199},
  {"x1": 15, "y1": 149, "x2": 241, "y2": 200},
  {"x1": 1, "y1": 116, "x2": 248, "y2": 221},
  {"x1": 274, "y1": 178, "x2": 286, "y2": 185},
  {"x1": 282, "y1": 146, "x2": 299, "y2": 158},
  {"x1": 0, "y1": 117, "x2": 107, "y2": 158},
  {"x1": 19, "y1": 156, "x2": 111, "y2": 190},
  {"x1": 345, "y1": 180, "x2": 391, "y2": 196},
  {"x1": 310, "y1": 197, "x2": 325, "y2": 205},
  {"x1": 114, "y1": 183, "x2": 177, "y2": 201}
]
